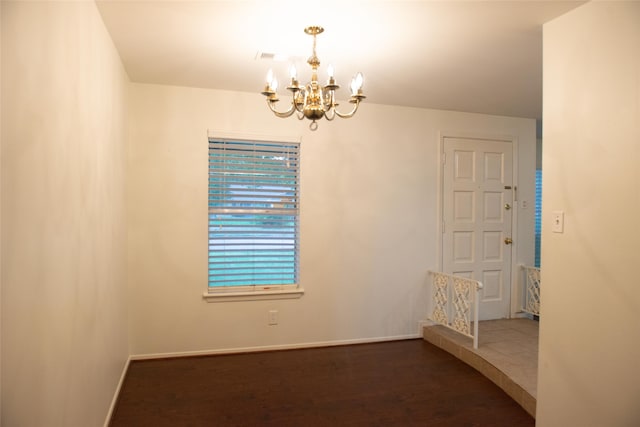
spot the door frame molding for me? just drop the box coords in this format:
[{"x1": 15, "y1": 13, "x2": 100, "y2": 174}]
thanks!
[{"x1": 436, "y1": 131, "x2": 520, "y2": 318}]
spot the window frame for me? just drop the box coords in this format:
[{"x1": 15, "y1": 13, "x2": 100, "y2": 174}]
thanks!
[{"x1": 203, "y1": 132, "x2": 304, "y2": 302}]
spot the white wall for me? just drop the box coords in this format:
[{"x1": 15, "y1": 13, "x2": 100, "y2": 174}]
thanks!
[
  {"x1": 1, "y1": 2, "x2": 129, "y2": 426},
  {"x1": 127, "y1": 83, "x2": 536, "y2": 356},
  {"x1": 538, "y1": 2, "x2": 640, "y2": 426}
]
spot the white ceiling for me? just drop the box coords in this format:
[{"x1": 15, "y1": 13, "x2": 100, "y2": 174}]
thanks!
[{"x1": 96, "y1": 0, "x2": 584, "y2": 119}]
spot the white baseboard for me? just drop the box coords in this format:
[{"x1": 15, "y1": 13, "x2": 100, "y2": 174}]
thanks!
[
  {"x1": 130, "y1": 333, "x2": 421, "y2": 361},
  {"x1": 103, "y1": 356, "x2": 131, "y2": 427}
]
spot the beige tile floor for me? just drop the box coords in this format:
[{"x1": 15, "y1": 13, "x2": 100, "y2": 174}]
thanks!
[{"x1": 423, "y1": 318, "x2": 539, "y2": 418}]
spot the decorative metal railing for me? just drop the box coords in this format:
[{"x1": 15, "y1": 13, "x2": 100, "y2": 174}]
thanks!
[
  {"x1": 428, "y1": 271, "x2": 483, "y2": 349},
  {"x1": 521, "y1": 265, "x2": 541, "y2": 317}
]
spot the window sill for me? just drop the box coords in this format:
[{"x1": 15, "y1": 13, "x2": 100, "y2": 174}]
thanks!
[{"x1": 202, "y1": 287, "x2": 305, "y2": 303}]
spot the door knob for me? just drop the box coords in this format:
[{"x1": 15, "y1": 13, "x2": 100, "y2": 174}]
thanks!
[
  {"x1": 504, "y1": 237, "x2": 513, "y2": 245},
  {"x1": 504, "y1": 203, "x2": 511, "y2": 210}
]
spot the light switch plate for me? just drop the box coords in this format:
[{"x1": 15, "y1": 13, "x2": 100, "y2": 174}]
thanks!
[{"x1": 552, "y1": 211, "x2": 564, "y2": 233}]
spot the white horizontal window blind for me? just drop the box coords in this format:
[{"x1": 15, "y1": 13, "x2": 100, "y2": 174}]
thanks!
[{"x1": 208, "y1": 138, "x2": 300, "y2": 290}]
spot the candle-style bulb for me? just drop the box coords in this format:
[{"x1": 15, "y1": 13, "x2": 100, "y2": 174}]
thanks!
[
  {"x1": 350, "y1": 78, "x2": 358, "y2": 95},
  {"x1": 266, "y1": 69, "x2": 274, "y2": 85},
  {"x1": 271, "y1": 77, "x2": 279, "y2": 92},
  {"x1": 351, "y1": 72, "x2": 364, "y2": 94},
  {"x1": 327, "y1": 64, "x2": 334, "y2": 78},
  {"x1": 290, "y1": 65, "x2": 297, "y2": 80},
  {"x1": 354, "y1": 72, "x2": 364, "y2": 89}
]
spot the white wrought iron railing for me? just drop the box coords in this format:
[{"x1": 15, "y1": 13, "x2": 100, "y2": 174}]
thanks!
[
  {"x1": 427, "y1": 271, "x2": 483, "y2": 349},
  {"x1": 521, "y1": 265, "x2": 541, "y2": 317}
]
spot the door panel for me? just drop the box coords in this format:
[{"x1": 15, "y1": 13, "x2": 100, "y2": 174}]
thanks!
[
  {"x1": 483, "y1": 192, "x2": 504, "y2": 222},
  {"x1": 443, "y1": 137, "x2": 513, "y2": 320},
  {"x1": 483, "y1": 231, "x2": 503, "y2": 261},
  {"x1": 482, "y1": 270, "x2": 503, "y2": 300},
  {"x1": 454, "y1": 192, "x2": 474, "y2": 221},
  {"x1": 453, "y1": 231, "x2": 474, "y2": 262}
]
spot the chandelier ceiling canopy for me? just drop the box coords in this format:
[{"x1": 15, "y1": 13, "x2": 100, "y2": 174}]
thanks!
[{"x1": 260, "y1": 26, "x2": 365, "y2": 131}]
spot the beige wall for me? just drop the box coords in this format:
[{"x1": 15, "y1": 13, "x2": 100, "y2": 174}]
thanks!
[
  {"x1": 127, "y1": 83, "x2": 536, "y2": 356},
  {"x1": 0, "y1": 2, "x2": 538, "y2": 423},
  {"x1": 538, "y1": 2, "x2": 640, "y2": 425},
  {"x1": 1, "y1": 2, "x2": 129, "y2": 426}
]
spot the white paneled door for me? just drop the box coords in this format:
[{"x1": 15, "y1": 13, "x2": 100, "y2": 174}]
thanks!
[{"x1": 442, "y1": 137, "x2": 513, "y2": 320}]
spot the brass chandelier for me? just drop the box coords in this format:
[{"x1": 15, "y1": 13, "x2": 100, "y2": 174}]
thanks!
[{"x1": 261, "y1": 26, "x2": 365, "y2": 131}]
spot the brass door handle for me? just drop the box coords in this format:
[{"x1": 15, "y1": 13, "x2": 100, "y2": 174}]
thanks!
[
  {"x1": 504, "y1": 203, "x2": 511, "y2": 210},
  {"x1": 504, "y1": 237, "x2": 513, "y2": 245}
]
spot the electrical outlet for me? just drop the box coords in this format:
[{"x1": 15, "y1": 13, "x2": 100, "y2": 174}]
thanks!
[{"x1": 268, "y1": 310, "x2": 278, "y2": 325}]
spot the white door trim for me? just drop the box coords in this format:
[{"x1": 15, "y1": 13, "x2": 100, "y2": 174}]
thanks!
[{"x1": 436, "y1": 131, "x2": 520, "y2": 318}]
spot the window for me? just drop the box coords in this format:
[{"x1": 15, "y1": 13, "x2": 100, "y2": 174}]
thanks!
[{"x1": 205, "y1": 137, "x2": 302, "y2": 301}]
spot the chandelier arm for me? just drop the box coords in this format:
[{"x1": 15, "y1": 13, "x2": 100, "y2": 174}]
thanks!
[
  {"x1": 294, "y1": 91, "x2": 306, "y2": 113},
  {"x1": 324, "y1": 97, "x2": 336, "y2": 116},
  {"x1": 333, "y1": 99, "x2": 362, "y2": 119},
  {"x1": 267, "y1": 100, "x2": 297, "y2": 118},
  {"x1": 324, "y1": 108, "x2": 336, "y2": 121},
  {"x1": 324, "y1": 90, "x2": 334, "y2": 106}
]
